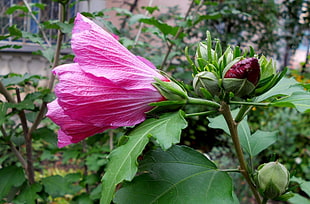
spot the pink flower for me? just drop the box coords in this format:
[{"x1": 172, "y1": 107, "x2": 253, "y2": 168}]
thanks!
[{"x1": 47, "y1": 13, "x2": 168, "y2": 147}]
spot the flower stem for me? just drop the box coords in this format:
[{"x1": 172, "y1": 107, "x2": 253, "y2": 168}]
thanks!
[
  {"x1": 185, "y1": 110, "x2": 218, "y2": 117},
  {"x1": 187, "y1": 97, "x2": 221, "y2": 108},
  {"x1": 220, "y1": 101, "x2": 262, "y2": 204},
  {"x1": 234, "y1": 104, "x2": 252, "y2": 123},
  {"x1": 230, "y1": 100, "x2": 270, "y2": 106}
]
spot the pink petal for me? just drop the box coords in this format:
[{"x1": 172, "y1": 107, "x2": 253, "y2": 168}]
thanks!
[
  {"x1": 111, "y1": 33, "x2": 120, "y2": 41},
  {"x1": 46, "y1": 99, "x2": 113, "y2": 147},
  {"x1": 136, "y1": 56, "x2": 156, "y2": 69},
  {"x1": 53, "y1": 63, "x2": 165, "y2": 127},
  {"x1": 71, "y1": 13, "x2": 167, "y2": 90}
]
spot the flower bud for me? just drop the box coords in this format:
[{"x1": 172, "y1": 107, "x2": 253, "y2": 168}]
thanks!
[
  {"x1": 193, "y1": 71, "x2": 220, "y2": 96},
  {"x1": 255, "y1": 161, "x2": 290, "y2": 199},
  {"x1": 223, "y1": 57, "x2": 260, "y2": 97},
  {"x1": 153, "y1": 78, "x2": 188, "y2": 102}
]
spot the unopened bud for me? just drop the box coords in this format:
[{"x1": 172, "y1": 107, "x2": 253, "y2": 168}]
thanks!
[
  {"x1": 223, "y1": 57, "x2": 260, "y2": 97},
  {"x1": 193, "y1": 71, "x2": 220, "y2": 96},
  {"x1": 255, "y1": 161, "x2": 290, "y2": 199},
  {"x1": 153, "y1": 78, "x2": 188, "y2": 101}
]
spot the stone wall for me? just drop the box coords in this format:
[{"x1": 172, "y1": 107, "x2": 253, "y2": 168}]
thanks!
[{"x1": 0, "y1": 52, "x2": 50, "y2": 76}]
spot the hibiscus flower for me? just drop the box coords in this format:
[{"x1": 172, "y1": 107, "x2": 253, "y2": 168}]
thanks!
[{"x1": 47, "y1": 13, "x2": 169, "y2": 147}]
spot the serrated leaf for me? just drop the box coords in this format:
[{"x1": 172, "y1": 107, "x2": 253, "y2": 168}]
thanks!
[
  {"x1": 42, "y1": 175, "x2": 75, "y2": 198},
  {"x1": 208, "y1": 110, "x2": 277, "y2": 157},
  {"x1": 114, "y1": 145, "x2": 238, "y2": 204},
  {"x1": 140, "y1": 17, "x2": 179, "y2": 36},
  {"x1": 100, "y1": 111, "x2": 187, "y2": 204},
  {"x1": 255, "y1": 77, "x2": 302, "y2": 102},
  {"x1": 13, "y1": 183, "x2": 42, "y2": 204},
  {"x1": 271, "y1": 91, "x2": 310, "y2": 113},
  {"x1": 0, "y1": 166, "x2": 25, "y2": 199}
]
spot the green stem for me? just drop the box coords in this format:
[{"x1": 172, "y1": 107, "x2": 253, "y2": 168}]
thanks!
[
  {"x1": 220, "y1": 101, "x2": 262, "y2": 204},
  {"x1": 234, "y1": 104, "x2": 253, "y2": 123},
  {"x1": 187, "y1": 97, "x2": 220, "y2": 108},
  {"x1": 185, "y1": 110, "x2": 217, "y2": 117},
  {"x1": 230, "y1": 101, "x2": 270, "y2": 106},
  {"x1": 219, "y1": 168, "x2": 241, "y2": 173}
]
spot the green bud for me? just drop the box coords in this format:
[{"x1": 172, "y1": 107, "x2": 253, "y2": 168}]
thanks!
[
  {"x1": 193, "y1": 71, "x2": 220, "y2": 96},
  {"x1": 153, "y1": 78, "x2": 188, "y2": 101},
  {"x1": 255, "y1": 161, "x2": 290, "y2": 199}
]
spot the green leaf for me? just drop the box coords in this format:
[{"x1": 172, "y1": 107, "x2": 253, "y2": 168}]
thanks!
[
  {"x1": 208, "y1": 110, "x2": 277, "y2": 157},
  {"x1": 6, "y1": 4, "x2": 29, "y2": 14},
  {"x1": 114, "y1": 145, "x2": 238, "y2": 204},
  {"x1": 0, "y1": 103, "x2": 8, "y2": 126},
  {"x1": 255, "y1": 77, "x2": 302, "y2": 102},
  {"x1": 13, "y1": 183, "x2": 42, "y2": 204},
  {"x1": 194, "y1": 12, "x2": 221, "y2": 25},
  {"x1": 290, "y1": 177, "x2": 310, "y2": 197},
  {"x1": 1, "y1": 73, "x2": 42, "y2": 86},
  {"x1": 128, "y1": 14, "x2": 148, "y2": 25},
  {"x1": 140, "y1": 17, "x2": 180, "y2": 36},
  {"x1": 288, "y1": 193, "x2": 310, "y2": 204},
  {"x1": 42, "y1": 175, "x2": 77, "y2": 198},
  {"x1": 86, "y1": 153, "x2": 108, "y2": 171},
  {"x1": 100, "y1": 111, "x2": 187, "y2": 204},
  {"x1": 149, "y1": 110, "x2": 187, "y2": 150},
  {"x1": 22, "y1": 31, "x2": 44, "y2": 45},
  {"x1": 248, "y1": 130, "x2": 278, "y2": 156},
  {"x1": 32, "y1": 127, "x2": 57, "y2": 146},
  {"x1": 0, "y1": 166, "x2": 25, "y2": 199},
  {"x1": 271, "y1": 91, "x2": 310, "y2": 113}
]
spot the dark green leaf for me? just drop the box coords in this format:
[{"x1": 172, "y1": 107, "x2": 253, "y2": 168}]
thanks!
[
  {"x1": 0, "y1": 166, "x2": 25, "y2": 199},
  {"x1": 8, "y1": 25, "x2": 23, "y2": 38},
  {"x1": 140, "y1": 17, "x2": 180, "y2": 36},
  {"x1": 100, "y1": 111, "x2": 187, "y2": 204},
  {"x1": 194, "y1": 13, "x2": 222, "y2": 25},
  {"x1": 0, "y1": 103, "x2": 8, "y2": 126},
  {"x1": 114, "y1": 145, "x2": 238, "y2": 204},
  {"x1": 32, "y1": 127, "x2": 57, "y2": 146},
  {"x1": 208, "y1": 110, "x2": 277, "y2": 157},
  {"x1": 6, "y1": 5, "x2": 29, "y2": 14},
  {"x1": 42, "y1": 175, "x2": 80, "y2": 198},
  {"x1": 13, "y1": 183, "x2": 42, "y2": 204}
]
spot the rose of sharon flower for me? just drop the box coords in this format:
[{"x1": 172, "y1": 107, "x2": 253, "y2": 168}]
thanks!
[{"x1": 47, "y1": 13, "x2": 169, "y2": 147}]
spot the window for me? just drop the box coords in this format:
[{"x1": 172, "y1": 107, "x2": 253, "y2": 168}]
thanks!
[{"x1": 0, "y1": 0, "x2": 77, "y2": 46}]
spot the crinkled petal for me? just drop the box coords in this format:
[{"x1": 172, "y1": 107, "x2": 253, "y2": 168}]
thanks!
[
  {"x1": 71, "y1": 13, "x2": 167, "y2": 89},
  {"x1": 46, "y1": 99, "x2": 113, "y2": 147},
  {"x1": 53, "y1": 63, "x2": 165, "y2": 127}
]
